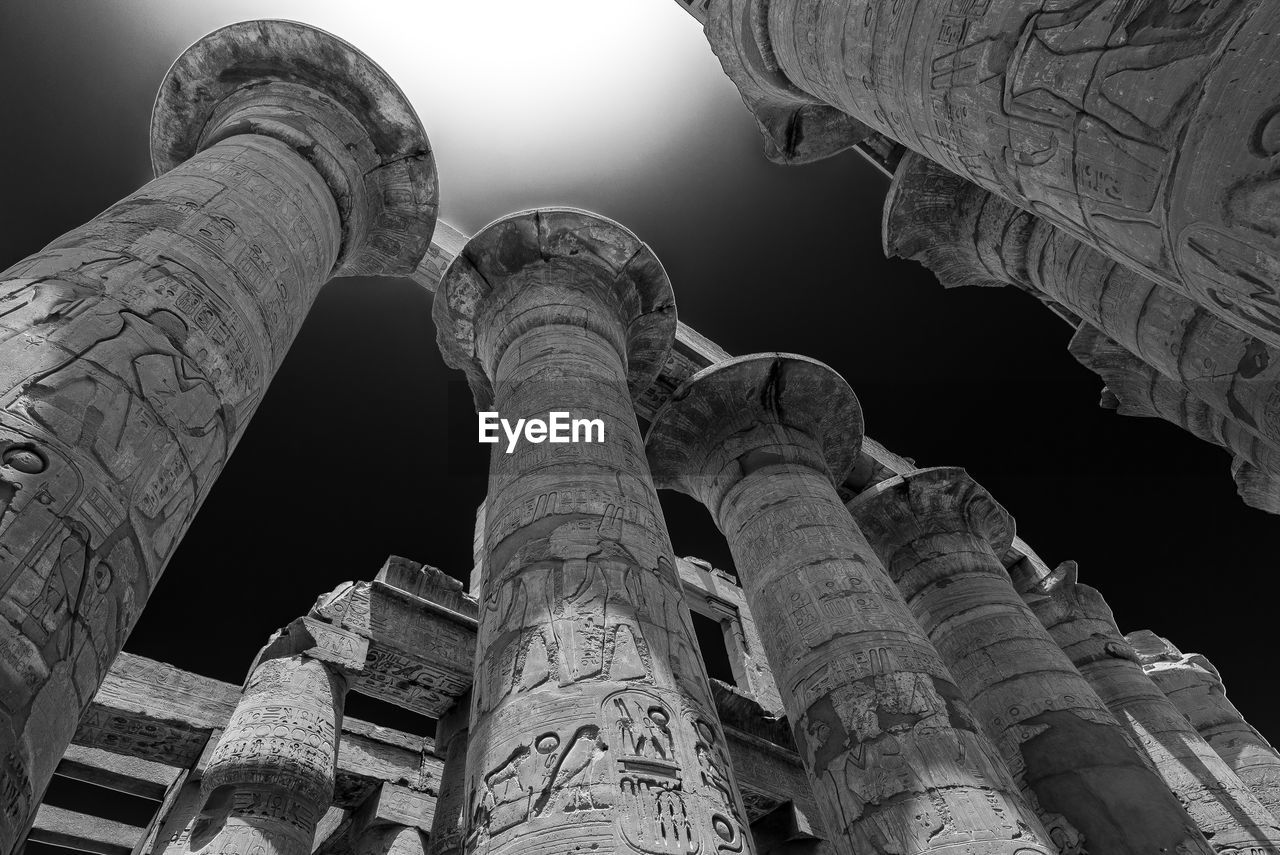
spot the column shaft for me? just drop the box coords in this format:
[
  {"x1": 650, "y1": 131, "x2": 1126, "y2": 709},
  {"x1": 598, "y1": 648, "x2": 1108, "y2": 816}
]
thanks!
[
  {"x1": 1133, "y1": 632, "x2": 1280, "y2": 823},
  {"x1": 721, "y1": 463, "x2": 1051, "y2": 853},
  {"x1": 1028, "y1": 569, "x2": 1280, "y2": 852},
  {"x1": 733, "y1": 0, "x2": 1280, "y2": 346},
  {"x1": 190, "y1": 655, "x2": 344, "y2": 855},
  {"x1": 426, "y1": 692, "x2": 468, "y2": 855},
  {"x1": 646, "y1": 355, "x2": 1053, "y2": 855},
  {"x1": 851, "y1": 470, "x2": 1214, "y2": 854},
  {"x1": 0, "y1": 135, "x2": 339, "y2": 840}
]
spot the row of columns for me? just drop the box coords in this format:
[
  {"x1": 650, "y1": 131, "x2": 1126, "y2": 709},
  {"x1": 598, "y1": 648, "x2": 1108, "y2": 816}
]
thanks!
[
  {"x1": 0, "y1": 20, "x2": 437, "y2": 851},
  {"x1": 434, "y1": 205, "x2": 1280, "y2": 855},
  {"x1": 691, "y1": 0, "x2": 1280, "y2": 351},
  {"x1": 881, "y1": 150, "x2": 1280, "y2": 514}
]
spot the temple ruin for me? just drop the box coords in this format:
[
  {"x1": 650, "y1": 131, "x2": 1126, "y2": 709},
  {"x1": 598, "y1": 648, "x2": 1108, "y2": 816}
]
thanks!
[{"x1": 2, "y1": 7, "x2": 1278, "y2": 855}]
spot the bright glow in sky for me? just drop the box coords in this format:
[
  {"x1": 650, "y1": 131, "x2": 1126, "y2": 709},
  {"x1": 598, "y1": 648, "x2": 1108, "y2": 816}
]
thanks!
[{"x1": 140, "y1": 0, "x2": 729, "y2": 229}]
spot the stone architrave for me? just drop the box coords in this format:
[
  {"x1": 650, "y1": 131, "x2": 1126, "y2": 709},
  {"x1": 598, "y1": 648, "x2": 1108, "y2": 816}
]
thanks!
[
  {"x1": 0, "y1": 21, "x2": 436, "y2": 846},
  {"x1": 850, "y1": 467, "x2": 1214, "y2": 855},
  {"x1": 647, "y1": 353, "x2": 1054, "y2": 855},
  {"x1": 1130, "y1": 631, "x2": 1280, "y2": 823},
  {"x1": 434, "y1": 208, "x2": 756, "y2": 855},
  {"x1": 882, "y1": 150, "x2": 1280, "y2": 460},
  {"x1": 426, "y1": 691, "x2": 469, "y2": 855},
  {"x1": 1026, "y1": 562, "x2": 1280, "y2": 852},
  {"x1": 699, "y1": 0, "x2": 1280, "y2": 348},
  {"x1": 189, "y1": 654, "x2": 346, "y2": 855}
]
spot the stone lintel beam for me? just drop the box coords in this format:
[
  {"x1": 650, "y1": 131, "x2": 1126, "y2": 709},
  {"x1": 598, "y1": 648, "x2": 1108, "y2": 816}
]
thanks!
[
  {"x1": 54, "y1": 744, "x2": 179, "y2": 802},
  {"x1": 70, "y1": 653, "x2": 439, "y2": 809},
  {"x1": 1131, "y1": 631, "x2": 1280, "y2": 823},
  {"x1": 1026, "y1": 563, "x2": 1280, "y2": 851},
  {"x1": 309, "y1": 561, "x2": 476, "y2": 718},
  {"x1": 28, "y1": 805, "x2": 143, "y2": 855},
  {"x1": 851, "y1": 467, "x2": 1214, "y2": 854},
  {"x1": 313, "y1": 783, "x2": 434, "y2": 855},
  {"x1": 649, "y1": 354, "x2": 1052, "y2": 854}
]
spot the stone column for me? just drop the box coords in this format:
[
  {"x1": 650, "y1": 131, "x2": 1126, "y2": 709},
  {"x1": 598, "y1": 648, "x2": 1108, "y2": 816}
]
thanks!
[
  {"x1": 849, "y1": 467, "x2": 1214, "y2": 855},
  {"x1": 1026, "y1": 562, "x2": 1280, "y2": 851},
  {"x1": 188, "y1": 653, "x2": 345, "y2": 855},
  {"x1": 701, "y1": 0, "x2": 1280, "y2": 348},
  {"x1": 647, "y1": 353, "x2": 1054, "y2": 855},
  {"x1": 433, "y1": 208, "x2": 755, "y2": 855},
  {"x1": 883, "y1": 150, "x2": 1280, "y2": 456},
  {"x1": 1130, "y1": 631, "x2": 1280, "y2": 823},
  {"x1": 0, "y1": 21, "x2": 436, "y2": 847},
  {"x1": 426, "y1": 691, "x2": 469, "y2": 855}
]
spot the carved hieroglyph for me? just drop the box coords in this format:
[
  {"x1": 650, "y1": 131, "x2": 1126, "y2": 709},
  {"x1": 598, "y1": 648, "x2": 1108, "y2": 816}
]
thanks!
[
  {"x1": 192, "y1": 655, "x2": 345, "y2": 855},
  {"x1": 850, "y1": 468, "x2": 1215, "y2": 855},
  {"x1": 1131, "y1": 631, "x2": 1280, "y2": 824},
  {"x1": 434, "y1": 209, "x2": 755, "y2": 855},
  {"x1": 882, "y1": 150, "x2": 1280, "y2": 514},
  {"x1": 1026, "y1": 563, "x2": 1280, "y2": 852},
  {"x1": 705, "y1": 0, "x2": 1280, "y2": 348},
  {"x1": 648, "y1": 354, "x2": 1053, "y2": 855},
  {"x1": 0, "y1": 21, "x2": 436, "y2": 848}
]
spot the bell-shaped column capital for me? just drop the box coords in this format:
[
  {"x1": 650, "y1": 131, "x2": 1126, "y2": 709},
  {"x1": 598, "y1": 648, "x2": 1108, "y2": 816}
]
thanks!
[
  {"x1": 849, "y1": 466, "x2": 1014, "y2": 562},
  {"x1": 705, "y1": 0, "x2": 870, "y2": 164},
  {"x1": 645, "y1": 352, "x2": 862, "y2": 507},
  {"x1": 433, "y1": 207, "x2": 676, "y2": 409},
  {"x1": 1023, "y1": 561, "x2": 1139, "y2": 665},
  {"x1": 151, "y1": 19, "x2": 438, "y2": 278}
]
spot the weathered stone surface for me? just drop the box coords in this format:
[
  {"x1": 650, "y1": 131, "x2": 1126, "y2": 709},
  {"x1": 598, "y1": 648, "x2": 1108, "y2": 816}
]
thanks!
[
  {"x1": 707, "y1": 0, "x2": 1280, "y2": 349},
  {"x1": 192, "y1": 655, "x2": 345, "y2": 855},
  {"x1": 434, "y1": 208, "x2": 755, "y2": 855},
  {"x1": 54, "y1": 744, "x2": 179, "y2": 802},
  {"x1": 28, "y1": 804, "x2": 143, "y2": 855},
  {"x1": 426, "y1": 693, "x2": 468, "y2": 855},
  {"x1": 0, "y1": 22, "x2": 436, "y2": 848},
  {"x1": 884, "y1": 150, "x2": 1280, "y2": 514},
  {"x1": 1070, "y1": 324, "x2": 1280, "y2": 514},
  {"x1": 649, "y1": 354, "x2": 1052, "y2": 854},
  {"x1": 353, "y1": 824, "x2": 427, "y2": 855},
  {"x1": 309, "y1": 561, "x2": 476, "y2": 718},
  {"x1": 677, "y1": 557, "x2": 784, "y2": 717},
  {"x1": 1132, "y1": 631, "x2": 1280, "y2": 823},
  {"x1": 1026, "y1": 563, "x2": 1280, "y2": 852},
  {"x1": 850, "y1": 467, "x2": 1214, "y2": 855}
]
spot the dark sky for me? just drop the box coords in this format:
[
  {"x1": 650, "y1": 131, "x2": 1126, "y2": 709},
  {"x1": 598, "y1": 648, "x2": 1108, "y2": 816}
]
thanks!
[{"x1": 2, "y1": 0, "x2": 1276, "y2": 820}]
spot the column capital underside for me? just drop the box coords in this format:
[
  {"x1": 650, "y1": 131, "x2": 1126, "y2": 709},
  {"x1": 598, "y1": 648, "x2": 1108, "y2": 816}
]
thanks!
[
  {"x1": 151, "y1": 19, "x2": 438, "y2": 278},
  {"x1": 645, "y1": 352, "x2": 862, "y2": 502},
  {"x1": 849, "y1": 466, "x2": 1015, "y2": 560},
  {"x1": 433, "y1": 207, "x2": 676, "y2": 408}
]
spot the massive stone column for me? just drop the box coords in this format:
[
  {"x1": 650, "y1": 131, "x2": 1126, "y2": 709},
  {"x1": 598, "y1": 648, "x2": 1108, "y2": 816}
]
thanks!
[
  {"x1": 426, "y1": 691, "x2": 469, "y2": 855},
  {"x1": 647, "y1": 353, "x2": 1053, "y2": 855},
  {"x1": 433, "y1": 209, "x2": 755, "y2": 855},
  {"x1": 1130, "y1": 631, "x2": 1280, "y2": 823},
  {"x1": 0, "y1": 21, "x2": 436, "y2": 847},
  {"x1": 701, "y1": 0, "x2": 1280, "y2": 348},
  {"x1": 188, "y1": 653, "x2": 345, "y2": 855},
  {"x1": 1068, "y1": 324, "x2": 1280, "y2": 514},
  {"x1": 1025, "y1": 562, "x2": 1280, "y2": 851},
  {"x1": 849, "y1": 467, "x2": 1214, "y2": 855},
  {"x1": 883, "y1": 150, "x2": 1280, "y2": 456}
]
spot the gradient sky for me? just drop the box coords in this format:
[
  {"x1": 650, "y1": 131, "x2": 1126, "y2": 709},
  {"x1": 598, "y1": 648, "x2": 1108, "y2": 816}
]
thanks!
[{"x1": 2, "y1": 0, "x2": 1276, "y2": 827}]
